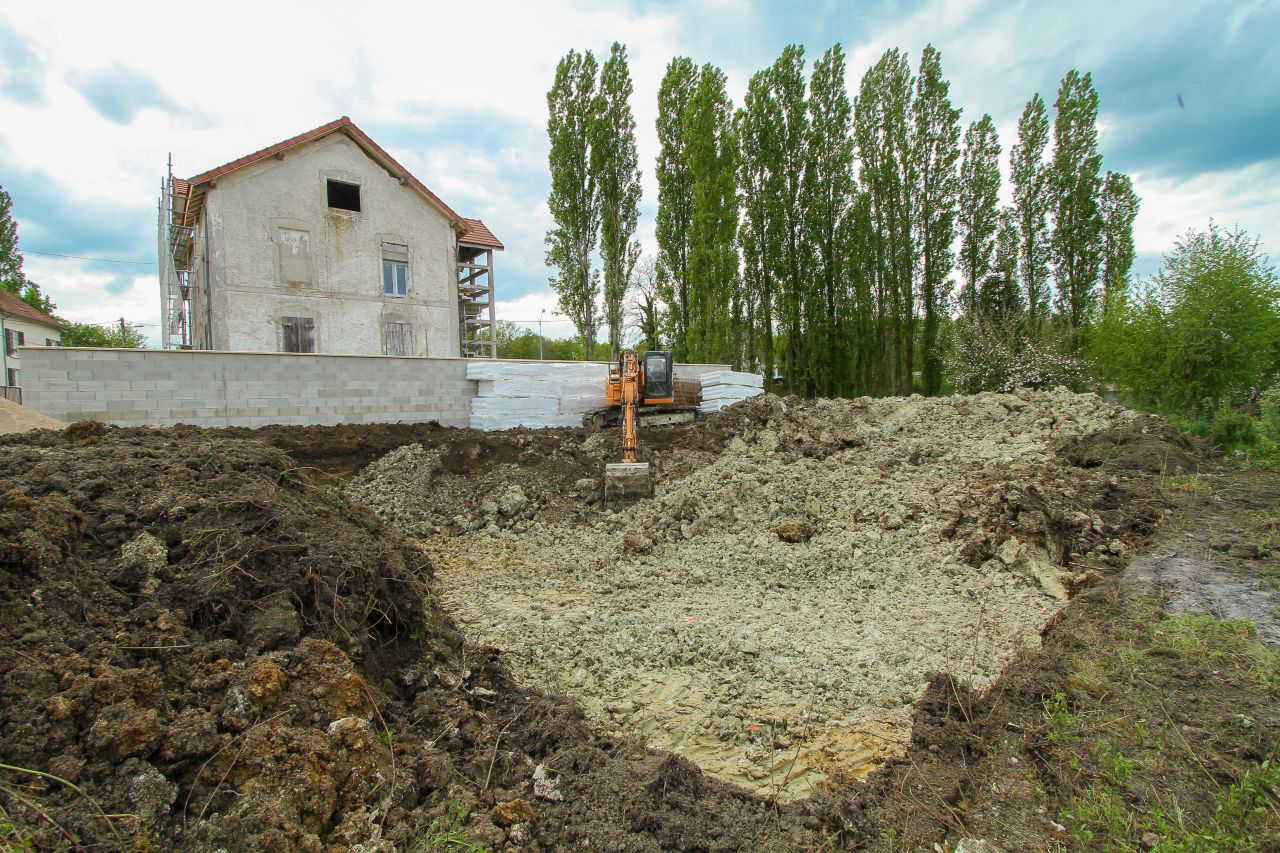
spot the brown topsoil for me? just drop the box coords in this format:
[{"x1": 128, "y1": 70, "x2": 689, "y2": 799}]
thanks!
[{"x1": 1, "y1": 406, "x2": 1276, "y2": 851}]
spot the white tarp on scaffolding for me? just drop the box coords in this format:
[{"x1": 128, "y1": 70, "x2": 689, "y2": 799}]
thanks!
[
  {"x1": 698, "y1": 369, "x2": 765, "y2": 413},
  {"x1": 467, "y1": 362, "x2": 609, "y2": 430}
]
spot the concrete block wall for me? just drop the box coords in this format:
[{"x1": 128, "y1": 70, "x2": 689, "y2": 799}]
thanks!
[{"x1": 20, "y1": 347, "x2": 731, "y2": 429}]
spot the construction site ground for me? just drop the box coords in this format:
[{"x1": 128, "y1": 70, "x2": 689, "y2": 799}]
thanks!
[{"x1": 1, "y1": 393, "x2": 1276, "y2": 851}]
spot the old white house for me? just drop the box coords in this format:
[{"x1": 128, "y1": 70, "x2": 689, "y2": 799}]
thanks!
[
  {"x1": 0, "y1": 290, "x2": 61, "y2": 403},
  {"x1": 159, "y1": 117, "x2": 501, "y2": 358}
]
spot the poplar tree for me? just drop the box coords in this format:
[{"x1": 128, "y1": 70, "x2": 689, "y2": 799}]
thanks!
[
  {"x1": 1051, "y1": 69, "x2": 1104, "y2": 343},
  {"x1": 911, "y1": 44, "x2": 960, "y2": 396},
  {"x1": 736, "y1": 67, "x2": 783, "y2": 379},
  {"x1": 803, "y1": 43, "x2": 856, "y2": 396},
  {"x1": 1011, "y1": 94, "x2": 1052, "y2": 330},
  {"x1": 854, "y1": 48, "x2": 915, "y2": 394},
  {"x1": 957, "y1": 114, "x2": 1001, "y2": 314},
  {"x1": 545, "y1": 49, "x2": 601, "y2": 357},
  {"x1": 591, "y1": 42, "x2": 642, "y2": 355},
  {"x1": 770, "y1": 45, "x2": 810, "y2": 393},
  {"x1": 1100, "y1": 170, "x2": 1140, "y2": 302},
  {"x1": 981, "y1": 207, "x2": 1022, "y2": 316},
  {"x1": 655, "y1": 57, "x2": 698, "y2": 357},
  {"x1": 682, "y1": 63, "x2": 739, "y2": 365}
]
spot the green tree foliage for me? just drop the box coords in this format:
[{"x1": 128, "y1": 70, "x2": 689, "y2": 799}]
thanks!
[
  {"x1": 958, "y1": 114, "x2": 1001, "y2": 314},
  {"x1": 590, "y1": 42, "x2": 641, "y2": 355},
  {"x1": 1051, "y1": 70, "x2": 1104, "y2": 343},
  {"x1": 854, "y1": 48, "x2": 915, "y2": 394},
  {"x1": 1100, "y1": 170, "x2": 1140, "y2": 301},
  {"x1": 803, "y1": 43, "x2": 857, "y2": 396},
  {"x1": 485, "y1": 320, "x2": 587, "y2": 360},
  {"x1": 646, "y1": 45, "x2": 1142, "y2": 402},
  {"x1": 60, "y1": 321, "x2": 147, "y2": 348},
  {"x1": 768, "y1": 45, "x2": 811, "y2": 392},
  {"x1": 1011, "y1": 94, "x2": 1052, "y2": 329},
  {"x1": 682, "y1": 63, "x2": 740, "y2": 365},
  {"x1": 545, "y1": 49, "x2": 601, "y2": 358},
  {"x1": 0, "y1": 185, "x2": 55, "y2": 316},
  {"x1": 1091, "y1": 224, "x2": 1280, "y2": 412},
  {"x1": 655, "y1": 57, "x2": 698, "y2": 351},
  {"x1": 735, "y1": 66, "x2": 782, "y2": 381},
  {"x1": 910, "y1": 44, "x2": 961, "y2": 396},
  {"x1": 980, "y1": 207, "x2": 1023, "y2": 316}
]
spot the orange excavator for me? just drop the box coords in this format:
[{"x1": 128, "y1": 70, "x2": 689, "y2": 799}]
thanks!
[{"x1": 597, "y1": 349, "x2": 691, "y2": 501}]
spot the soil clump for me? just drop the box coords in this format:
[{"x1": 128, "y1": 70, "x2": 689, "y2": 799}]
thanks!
[{"x1": 0, "y1": 423, "x2": 808, "y2": 850}]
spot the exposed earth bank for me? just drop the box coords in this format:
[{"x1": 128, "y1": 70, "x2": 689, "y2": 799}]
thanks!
[{"x1": 1, "y1": 394, "x2": 1275, "y2": 852}]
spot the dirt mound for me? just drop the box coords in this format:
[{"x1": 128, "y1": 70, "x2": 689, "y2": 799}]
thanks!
[
  {"x1": 352, "y1": 389, "x2": 1155, "y2": 799},
  {"x1": 0, "y1": 425, "x2": 809, "y2": 850},
  {"x1": 1058, "y1": 412, "x2": 1203, "y2": 473},
  {"x1": 0, "y1": 397, "x2": 64, "y2": 434}
]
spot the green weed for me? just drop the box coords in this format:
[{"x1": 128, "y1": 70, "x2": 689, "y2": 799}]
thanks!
[
  {"x1": 1165, "y1": 474, "x2": 1211, "y2": 495},
  {"x1": 1043, "y1": 691, "x2": 1079, "y2": 747},
  {"x1": 415, "y1": 801, "x2": 487, "y2": 853}
]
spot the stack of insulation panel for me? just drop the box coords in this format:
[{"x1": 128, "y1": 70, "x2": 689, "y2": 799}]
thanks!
[
  {"x1": 466, "y1": 361, "x2": 607, "y2": 430},
  {"x1": 698, "y1": 369, "x2": 765, "y2": 413}
]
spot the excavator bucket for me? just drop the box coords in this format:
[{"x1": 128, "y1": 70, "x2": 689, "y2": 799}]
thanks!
[{"x1": 604, "y1": 462, "x2": 652, "y2": 502}]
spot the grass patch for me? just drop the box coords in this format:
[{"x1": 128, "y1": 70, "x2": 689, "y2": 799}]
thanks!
[
  {"x1": 1068, "y1": 759, "x2": 1280, "y2": 852},
  {"x1": 1150, "y1": 615, "x2": 1280, "y2": 691},
  {"x1": 1164, "y1": 474, "x2": 1212, "y2": 495}
]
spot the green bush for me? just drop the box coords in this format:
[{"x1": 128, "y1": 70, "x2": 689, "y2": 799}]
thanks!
[
  {"x1": 1210, "y1": 407, "x2": 1258, "y2": 448},
  {"x1": 1260, "y1": 385, "x2": 1280, "y2": 443}
]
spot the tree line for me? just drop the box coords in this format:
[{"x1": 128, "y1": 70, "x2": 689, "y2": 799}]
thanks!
[{"x1": 545, "y1": 42, "x2": 1141, "y2": 398}]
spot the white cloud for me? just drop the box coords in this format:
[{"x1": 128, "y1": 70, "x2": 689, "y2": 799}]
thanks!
[
  {"x1": 495, "y1": 291, "x2": 576, "y2": 335},
  {"x1": 0, "y1": 0, "x2": 1274, "y2": 347}
]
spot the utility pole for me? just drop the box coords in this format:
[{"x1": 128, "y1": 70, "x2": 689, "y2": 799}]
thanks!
[{"x1": 538, "y1": 309, "x2": 546, "y2": 360}]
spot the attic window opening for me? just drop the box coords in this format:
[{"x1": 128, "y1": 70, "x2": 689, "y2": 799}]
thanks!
[{"x1": 327, "y1": 179, "x2": 361, "y2": 212}]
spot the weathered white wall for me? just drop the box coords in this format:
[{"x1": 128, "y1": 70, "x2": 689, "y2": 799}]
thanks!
[
  {"x1": 2, "y1": 317, "x2": 61, "y2": 392},
  {"x1": 22, "y1": 348, "x2": 730, "y2": 430},
  {"x1": 194, "y1": 134, "x2": 459, "y2": 357}
]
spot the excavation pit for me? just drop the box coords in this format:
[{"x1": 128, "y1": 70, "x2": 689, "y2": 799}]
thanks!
[{"x1": 350, "y1": 390, "x2": 1134, "y2": 800}]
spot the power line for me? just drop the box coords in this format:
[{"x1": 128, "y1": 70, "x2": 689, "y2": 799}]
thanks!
[{"x1": 24, "y1": 249, "x2": 153, "y2": 265}]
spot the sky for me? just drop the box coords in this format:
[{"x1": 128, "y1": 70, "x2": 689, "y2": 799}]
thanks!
[{"x1": 0, "y1": 0, "x2": 1276, "y2": 345}]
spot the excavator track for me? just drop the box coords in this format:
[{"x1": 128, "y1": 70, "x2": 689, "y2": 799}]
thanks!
[{"x1": 583, "y1": 405, "x2": 698, "y2": 429}]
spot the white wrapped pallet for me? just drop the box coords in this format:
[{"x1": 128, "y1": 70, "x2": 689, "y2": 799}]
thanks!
[
  {"x1": 698, "y1": 369, "x2": 765, "y2": 413},
  {"x1": 698, "y1": 369, "x2": 764, "y2": 389},
  {"x1": 468, "y1": 361, "x2": 608, "y2": 430}
]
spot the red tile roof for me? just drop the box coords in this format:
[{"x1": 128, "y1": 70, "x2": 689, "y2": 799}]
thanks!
[
  {"x1": 459, "y1": 218, "x2": 504, "y2": 250},
  {"x1": 0, "y1": 290, "x2": 61, "y2": 330},
  {"x1": 186, "y1": 116, "x2": 484, "y2": 238}
]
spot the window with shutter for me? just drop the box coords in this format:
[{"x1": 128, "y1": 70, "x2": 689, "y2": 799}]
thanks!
[
  {"x1": 382, "y1": 243, "x2": 409, "y2": 297},
  {"x1": 385, "y1": 322, "x2": 413, "y2": 356},
  {"x1": 281, "y1": 316, "x2": 316, "y2": 353}
]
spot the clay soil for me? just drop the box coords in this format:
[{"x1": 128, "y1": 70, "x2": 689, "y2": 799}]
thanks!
[{"x1": 1, "y1": 400, "x2": 1276, "y2": 852}]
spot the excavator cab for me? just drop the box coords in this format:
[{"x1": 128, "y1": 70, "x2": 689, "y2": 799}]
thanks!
[{"x1": 640, "y1": 350, "x2": 674, "y2": 403}]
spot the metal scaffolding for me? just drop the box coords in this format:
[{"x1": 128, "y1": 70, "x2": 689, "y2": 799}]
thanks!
[
  {"x1": 157, "y1": 156, "x2": 194, "y2": 349},
  {"x1": 458, "y1": 243, "x2": 496, "y2": 358}
]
